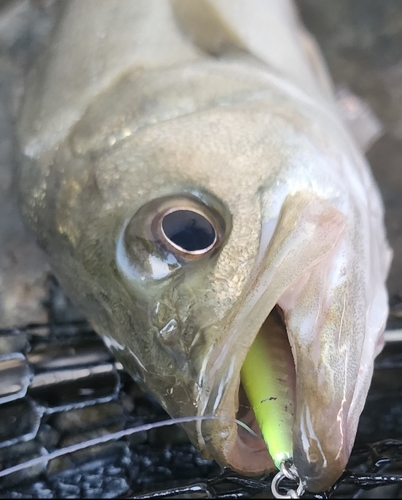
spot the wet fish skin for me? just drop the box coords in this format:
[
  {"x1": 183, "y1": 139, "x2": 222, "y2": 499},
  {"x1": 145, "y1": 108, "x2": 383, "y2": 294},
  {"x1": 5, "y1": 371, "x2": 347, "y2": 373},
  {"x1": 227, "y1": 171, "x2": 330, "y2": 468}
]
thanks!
[{"x1": 17, "y1": 0, "x2": 391, "y2": 492}]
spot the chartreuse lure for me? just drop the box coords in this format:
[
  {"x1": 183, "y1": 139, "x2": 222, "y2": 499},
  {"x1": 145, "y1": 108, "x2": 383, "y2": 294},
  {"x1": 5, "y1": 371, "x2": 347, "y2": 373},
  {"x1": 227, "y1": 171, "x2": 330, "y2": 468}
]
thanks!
[{"x1": 240, "y1": 311, "x2": 295, "y2": 470}]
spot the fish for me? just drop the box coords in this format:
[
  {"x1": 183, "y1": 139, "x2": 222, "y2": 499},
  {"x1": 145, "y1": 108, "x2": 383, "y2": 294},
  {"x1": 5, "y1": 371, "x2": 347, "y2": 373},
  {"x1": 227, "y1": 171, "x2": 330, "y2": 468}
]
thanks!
[{"x1": 17, "y1": 0, "x2": 392, "y2": 492}]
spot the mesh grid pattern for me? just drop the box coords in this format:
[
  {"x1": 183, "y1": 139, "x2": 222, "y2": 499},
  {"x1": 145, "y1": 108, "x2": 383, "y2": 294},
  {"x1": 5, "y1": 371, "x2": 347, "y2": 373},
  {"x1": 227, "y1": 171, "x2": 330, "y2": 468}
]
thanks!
[{"x1": 0, "y1": 317, "x2": 402, "y2": 499}]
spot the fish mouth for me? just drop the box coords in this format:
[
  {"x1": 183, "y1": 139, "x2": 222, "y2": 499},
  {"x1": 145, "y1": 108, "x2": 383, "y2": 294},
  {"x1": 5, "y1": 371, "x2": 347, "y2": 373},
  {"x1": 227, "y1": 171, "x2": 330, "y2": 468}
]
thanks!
[
  {"x1": 198, "y1": 193, "x2": 355, "y2": 492},
  {"x1": 236, "y1": 305, "x2": 295, "y2": 470},
  {"x1": 200, "y1": 299, "x2": 347, "y2": 493},
  {"x1": 202, "y1": 304, "x2": 295, "y2": 476}
]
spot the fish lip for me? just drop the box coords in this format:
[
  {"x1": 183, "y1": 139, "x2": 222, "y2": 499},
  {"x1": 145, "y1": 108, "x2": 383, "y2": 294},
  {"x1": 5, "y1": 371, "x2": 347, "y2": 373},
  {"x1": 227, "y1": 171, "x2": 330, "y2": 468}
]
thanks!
[{"x1": 293, "y1": 426, "x2": 349, "y2": 493}]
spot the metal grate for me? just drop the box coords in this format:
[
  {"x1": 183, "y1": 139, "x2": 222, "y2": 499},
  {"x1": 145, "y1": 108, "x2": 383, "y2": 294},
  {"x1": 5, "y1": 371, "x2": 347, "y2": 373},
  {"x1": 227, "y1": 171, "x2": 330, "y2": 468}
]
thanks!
[{"x1": 0, "y1": 318, "x2": 402, "y2": 499}]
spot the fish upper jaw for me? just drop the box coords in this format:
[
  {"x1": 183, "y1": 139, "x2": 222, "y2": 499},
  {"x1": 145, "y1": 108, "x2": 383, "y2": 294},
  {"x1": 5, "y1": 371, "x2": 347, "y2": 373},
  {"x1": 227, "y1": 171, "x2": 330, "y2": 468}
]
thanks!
[{"x1": 193, "y1": 190, "x2": 389, "y2": 492}]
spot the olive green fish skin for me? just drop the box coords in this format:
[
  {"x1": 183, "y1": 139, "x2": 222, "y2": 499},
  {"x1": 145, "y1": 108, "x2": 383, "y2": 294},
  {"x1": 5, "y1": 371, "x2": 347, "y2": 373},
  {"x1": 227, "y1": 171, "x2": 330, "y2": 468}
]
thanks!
[{"x1": 18, "y1": 0, "x2": 391, "y2": 492}]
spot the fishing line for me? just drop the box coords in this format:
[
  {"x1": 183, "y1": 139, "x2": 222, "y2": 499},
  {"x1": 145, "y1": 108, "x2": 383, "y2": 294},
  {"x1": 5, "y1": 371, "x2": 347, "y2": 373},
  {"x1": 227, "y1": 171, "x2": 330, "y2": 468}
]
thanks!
[{"x1": 0, "y1": 414, "x2": 260, "y2": 479}]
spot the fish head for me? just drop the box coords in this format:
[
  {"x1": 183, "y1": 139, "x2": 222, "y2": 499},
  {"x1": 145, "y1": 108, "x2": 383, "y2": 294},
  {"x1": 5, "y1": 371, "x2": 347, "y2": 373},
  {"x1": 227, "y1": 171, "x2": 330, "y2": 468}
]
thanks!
[{"x1": 19, "y1": 62, "x2": 391, "y2": 492}]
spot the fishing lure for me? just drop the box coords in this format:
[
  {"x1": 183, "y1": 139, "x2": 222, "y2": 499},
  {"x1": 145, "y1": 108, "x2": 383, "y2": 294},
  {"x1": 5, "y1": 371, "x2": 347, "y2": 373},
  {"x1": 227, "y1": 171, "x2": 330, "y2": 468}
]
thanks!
[{"x1": 241, "y1": 309, "x2": 295, "y2": 470}]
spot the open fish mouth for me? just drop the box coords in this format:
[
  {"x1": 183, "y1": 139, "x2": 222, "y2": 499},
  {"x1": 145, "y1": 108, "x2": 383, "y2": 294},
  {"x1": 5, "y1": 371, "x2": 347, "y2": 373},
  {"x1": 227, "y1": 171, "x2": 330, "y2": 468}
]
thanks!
[
  {"x1": 237, "y1": 305, "x2": 296, "y2": 470},
  {"x1": 196, "y1": 192, "x2": 362, "y2": 492},
  {"x1": 200, "y1": 304, "x2": 297, "y2": 478},
  {"x1": 199, "y1": 293, "x2": 346, "y2": 494}
]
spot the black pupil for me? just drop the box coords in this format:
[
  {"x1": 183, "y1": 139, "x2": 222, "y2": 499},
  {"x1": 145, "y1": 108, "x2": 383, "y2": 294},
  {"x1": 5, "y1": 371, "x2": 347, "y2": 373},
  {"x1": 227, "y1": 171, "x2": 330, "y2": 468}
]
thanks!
[{"x1": 162, "y1": 210, "x2": 216, "y2": 252}]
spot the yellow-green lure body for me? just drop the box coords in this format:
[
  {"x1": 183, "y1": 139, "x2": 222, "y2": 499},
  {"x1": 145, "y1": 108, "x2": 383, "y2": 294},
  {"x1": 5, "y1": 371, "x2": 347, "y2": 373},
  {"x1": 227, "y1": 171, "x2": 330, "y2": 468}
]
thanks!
[{"x1": 241, "y1": 309, "x2": 295, "y2": 470}]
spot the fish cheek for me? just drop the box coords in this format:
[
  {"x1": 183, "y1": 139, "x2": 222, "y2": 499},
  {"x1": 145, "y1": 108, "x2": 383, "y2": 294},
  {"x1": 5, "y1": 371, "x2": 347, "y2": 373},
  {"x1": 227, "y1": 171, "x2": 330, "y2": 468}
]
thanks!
[{"x1": 112, "y1": 193, "x2": 230, "y2": 401}]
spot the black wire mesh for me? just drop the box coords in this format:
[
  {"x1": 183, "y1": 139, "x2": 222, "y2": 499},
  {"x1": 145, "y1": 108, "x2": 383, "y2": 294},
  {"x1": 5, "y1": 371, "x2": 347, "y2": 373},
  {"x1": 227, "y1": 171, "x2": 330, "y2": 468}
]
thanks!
[{"x1": 1, "y1": 284, "x2": 402, "y2": 499}]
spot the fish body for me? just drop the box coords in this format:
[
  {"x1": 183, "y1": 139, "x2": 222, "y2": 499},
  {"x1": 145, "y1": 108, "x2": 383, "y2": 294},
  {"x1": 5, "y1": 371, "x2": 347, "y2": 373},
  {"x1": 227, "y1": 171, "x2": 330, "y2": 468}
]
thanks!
[{"x1": 17, "y1": 0, "x2": 391, "y2": 492}]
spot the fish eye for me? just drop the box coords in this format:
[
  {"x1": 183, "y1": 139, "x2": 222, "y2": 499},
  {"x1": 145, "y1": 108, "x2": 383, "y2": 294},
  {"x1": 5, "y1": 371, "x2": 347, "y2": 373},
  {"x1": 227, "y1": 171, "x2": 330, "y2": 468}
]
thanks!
[
  {"x1": 146, "y1": 194, "x2": 226, "y2": 261},
  {"x1": 150, "y1": 195, "x2": 225, "y2": 259},
  {"x1": 119, "y1": 194, "x2": 228, "y2": 281},
  {"x1": 161, "y1": 209, "x2": 217, "y2": 255}
]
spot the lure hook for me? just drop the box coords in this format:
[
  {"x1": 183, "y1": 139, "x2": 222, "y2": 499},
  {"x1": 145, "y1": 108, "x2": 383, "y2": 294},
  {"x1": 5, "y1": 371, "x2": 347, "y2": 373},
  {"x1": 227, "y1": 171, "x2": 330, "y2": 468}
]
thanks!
[{"x1": 271, "y1": 461, "x2": 305, "y2": 499}]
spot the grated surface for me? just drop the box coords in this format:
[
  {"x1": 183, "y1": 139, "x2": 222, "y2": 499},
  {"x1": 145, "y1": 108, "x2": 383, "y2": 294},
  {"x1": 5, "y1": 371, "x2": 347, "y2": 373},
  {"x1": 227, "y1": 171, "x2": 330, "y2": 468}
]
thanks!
[{"x1": 0, "y1": 310, "x2": 402, "y2": 498}]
